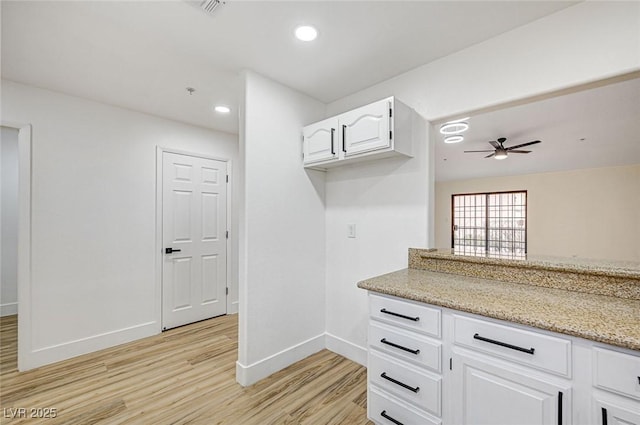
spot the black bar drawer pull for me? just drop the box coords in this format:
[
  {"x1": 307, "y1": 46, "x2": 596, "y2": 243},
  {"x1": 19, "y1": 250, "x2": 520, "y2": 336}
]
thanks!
[
  {"x1": 380, "y1": 338, "x2": 420, "y2": 355},
  {"x1": 380, "y1": 308, "x2": 420, "y2": 322},
  {"x1": 380, "y1": 372, "x2": 420, "y2": 393},
  {"x1": 558, "y1": 391, "x2": 563, "y2": 425},
  {"x1": 602, "y1": 407, "x2": 608, "y2": 425},
  {"x1": 473, "y1": 333, "x2": 535, "y2": 355},
  {"x1": 165, "y1": 247, "x2": 182, "y2": 254},
  {"x1": 380, "y1": 410, "x2": 404, "y2": 425}
]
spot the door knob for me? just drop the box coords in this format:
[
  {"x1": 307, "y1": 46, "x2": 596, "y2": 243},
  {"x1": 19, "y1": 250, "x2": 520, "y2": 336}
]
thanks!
[{"x1": 165, "y1": 247, "x2": 182, "y2": 254}]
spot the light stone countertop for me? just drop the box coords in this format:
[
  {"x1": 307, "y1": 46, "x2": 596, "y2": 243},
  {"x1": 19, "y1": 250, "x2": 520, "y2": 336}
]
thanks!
[
  {"x1": 357, "y1": 268, "x2": 640, "y2": 351},
  {"x1": 415, "y1": 248, "x2": 640, "y2": 279}
]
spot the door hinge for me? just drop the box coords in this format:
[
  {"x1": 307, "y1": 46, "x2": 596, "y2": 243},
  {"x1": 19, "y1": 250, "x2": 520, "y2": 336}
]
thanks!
[
  {"x1": 226, "y1": 287, "x2": 229, "y2": 295},
  {"x1": 389, "y1": 108, "x2": 393, "y2": 118},
  {"x1": 389, "y1": 130, "x2": 393, "y2": 140},
  {"x1": 226, "y1": 175, "x2": 229, "y2": 183},
  {"x1": 449, "y1": 357, "x2": 452, "y2": 370},
  {"x1": 226, "y1": 230, "x2": 229, "y2": 239}
]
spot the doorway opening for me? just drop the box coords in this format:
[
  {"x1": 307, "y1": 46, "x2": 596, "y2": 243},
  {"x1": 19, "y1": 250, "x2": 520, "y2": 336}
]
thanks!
[{"x1": 1, "y1": 123, "x2": 32, "y2": 372}]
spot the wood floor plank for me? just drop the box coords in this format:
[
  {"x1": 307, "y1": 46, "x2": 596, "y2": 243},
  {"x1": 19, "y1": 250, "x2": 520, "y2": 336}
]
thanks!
[{"x1": 0, "y1": 315, "x2": 373, "y2": 425}]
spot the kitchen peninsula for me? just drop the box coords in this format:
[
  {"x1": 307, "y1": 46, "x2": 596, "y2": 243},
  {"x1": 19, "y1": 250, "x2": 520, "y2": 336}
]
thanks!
[{"x1": 358, "y1": 248, "x2": 640, "y2": 425}]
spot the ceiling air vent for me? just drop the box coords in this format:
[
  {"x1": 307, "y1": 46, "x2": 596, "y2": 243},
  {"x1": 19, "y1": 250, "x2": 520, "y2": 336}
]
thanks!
[
  {"x1": 185, "y1": 0, "x2": 226, "y2": 16},
  {"x1": 200, "y1": 0, "x2": 224, "y2": 14}
]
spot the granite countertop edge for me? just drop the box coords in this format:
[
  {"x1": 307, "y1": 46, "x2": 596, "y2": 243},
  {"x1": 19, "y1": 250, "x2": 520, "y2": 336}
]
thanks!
[
  {"x1": 418, "y1": 251, "x2": 640, "y2": 280},
  {"x1": 358, "y1": 268, "x2": 640, "y2": 352}
]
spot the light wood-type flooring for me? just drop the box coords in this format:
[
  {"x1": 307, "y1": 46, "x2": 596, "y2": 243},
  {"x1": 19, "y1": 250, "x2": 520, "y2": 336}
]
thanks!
[{"x1": 0, "y1": 314, "x2": 372, "y2": 425}]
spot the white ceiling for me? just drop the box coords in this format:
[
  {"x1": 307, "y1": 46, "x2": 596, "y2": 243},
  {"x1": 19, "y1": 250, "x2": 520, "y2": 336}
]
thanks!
[
  {"x1": 1, "y1": 0, "x2": 576, "y2": 135},
  {"x1": 434, "y1": 76, "x2": 640, "y2": 181}
]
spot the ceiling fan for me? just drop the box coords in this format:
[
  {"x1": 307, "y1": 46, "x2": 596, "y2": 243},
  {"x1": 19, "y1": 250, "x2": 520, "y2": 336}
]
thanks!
[{"x1": 464, "y1": 137, "x2": 541, "y2": 160}]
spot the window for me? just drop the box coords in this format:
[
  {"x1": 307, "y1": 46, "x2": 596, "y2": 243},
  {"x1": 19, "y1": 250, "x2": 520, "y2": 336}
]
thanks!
[{"x1": 451, "y1": 191, "x2": 527, "y2": 258}]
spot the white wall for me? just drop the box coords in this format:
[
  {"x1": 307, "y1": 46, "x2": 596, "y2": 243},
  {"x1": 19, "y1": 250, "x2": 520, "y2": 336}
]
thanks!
[
  {"x1": 322, "y1": 1, "x2": 639, "y2": 365},
  {"x1": 237, "y1": 71, "x2": 327, "y2": 385},
  {"x1": 326, "y1": 1, "x2": 640, "y2": 121},
  {"x1": 1, "y1": 80, "x2": 239, "y2": 370},
  {"x1": 435, "y1": 165, "x2": 640, "y2": 262},
  {"x1": 324, "y1": 121, "x2": 432, "y2": 365},
  {"x1": 1, "y1": 126, "x2": 19, "y2": 316}
]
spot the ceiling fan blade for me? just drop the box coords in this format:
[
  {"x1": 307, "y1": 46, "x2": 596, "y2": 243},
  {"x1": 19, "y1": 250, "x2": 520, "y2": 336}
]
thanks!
[
  {"x1": 464, "y1": 150, "x2": 494, "y2": 153},
  {"x1": 484, "y1": 153, "x2": 496, "y2": 158},
  {"x1": 506, "y1": 140, "x2": 541, "y2": 150},
  {"x1": 509, "y1": 150, "x2": 532, "y2": 154},
  {"x1": 489, "y1": 140, "x2": 500, "y2": 149}
]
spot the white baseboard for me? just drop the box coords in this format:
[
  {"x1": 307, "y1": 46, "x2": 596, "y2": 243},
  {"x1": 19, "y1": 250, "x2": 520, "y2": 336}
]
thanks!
[
  {"x1": 325, "y1": 332, "x2": 368, "y2": 367},
  {"x1": 20, "y1": 321, "x2": 158, "y2": 371},
  {"x1": 228, "y1": 300, "x2": 239, "y2": 315},
  {"x1": 236, "y1": 333, "x2": 325, "y2": 387},
  {"x1": 0, "y1": 302, "x2": 18, "y2": 317}
]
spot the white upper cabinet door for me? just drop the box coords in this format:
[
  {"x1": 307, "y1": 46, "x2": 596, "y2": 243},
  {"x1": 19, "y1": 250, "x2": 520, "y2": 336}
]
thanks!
[
  {"x1": 340, "y1": 97, "x2": 392, "y2": 156},
  {"x1": 303, "y1": 117, "x2": 338, "y2": 165}
]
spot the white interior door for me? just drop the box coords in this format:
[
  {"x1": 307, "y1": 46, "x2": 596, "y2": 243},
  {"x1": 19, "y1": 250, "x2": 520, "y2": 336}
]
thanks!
[{"x1": 162, "y1": 152, "x2": 227, "y2": 330}]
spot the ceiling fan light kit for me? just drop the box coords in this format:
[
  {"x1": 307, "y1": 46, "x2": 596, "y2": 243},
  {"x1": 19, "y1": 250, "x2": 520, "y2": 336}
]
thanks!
[{"x1": 494, "y1": 149, "x2": 508, "y2": 160}]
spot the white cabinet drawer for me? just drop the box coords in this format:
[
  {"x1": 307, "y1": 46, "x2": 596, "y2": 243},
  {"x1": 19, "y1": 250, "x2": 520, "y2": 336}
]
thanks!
[
  {"x1": 369, "y1": 351, "x2": 441, "y2": 417},
  {"x1": 369, "y1": 386, "x2": 440, "y2": 425},
  {"x1": 453, "y1": 315, "x2": 571, "y2": 377},
  {"x1": 370, "y1": 294, "x2": 441, "y2": 338},
  {"x1": 369, "y1": 321, "x2": 441, "y2": 373},
  {"x1": 594, "y1": 347, "x2": 640, "y2": 400}
]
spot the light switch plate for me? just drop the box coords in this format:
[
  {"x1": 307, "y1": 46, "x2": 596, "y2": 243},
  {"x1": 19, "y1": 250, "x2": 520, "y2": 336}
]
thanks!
[{"x1": 347, "y1": 223, "x2": 356, "y2": 238}]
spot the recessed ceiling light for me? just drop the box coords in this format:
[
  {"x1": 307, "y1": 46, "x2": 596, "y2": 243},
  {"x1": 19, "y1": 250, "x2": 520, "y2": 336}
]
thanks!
[
  {"x1": 440, "y1": 122, "x2": 469, "y2": 135},
  {"x1": 214, "y1": 105, "x2": 231, "y2": 114},
  {"x1": 295, "y1": 25, "x2": 318, "y2": 42},
  {"x1": 444, "y1": 135, "x2": 464, "y2": 144}
]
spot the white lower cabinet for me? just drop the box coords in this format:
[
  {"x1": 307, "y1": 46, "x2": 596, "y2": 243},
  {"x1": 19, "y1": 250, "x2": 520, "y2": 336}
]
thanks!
[
  {"x1": 451, "y1": 350, "x2": 570, "y2": 425},
  {"x1": 366, "y1": 293, "x2": 640, "y2": 425},
  {"x1": 593, "y1": 346, "x2": 640, "y2": 425},
  {"x1": 594, "y1": 396, "x2": 640, "y2": 425}
]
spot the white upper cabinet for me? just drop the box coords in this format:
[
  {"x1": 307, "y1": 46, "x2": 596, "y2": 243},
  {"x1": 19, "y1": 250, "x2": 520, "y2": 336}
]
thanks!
[
  {"x1": 302, "y1": 96, "x2": 417, "y2": 168},
  {"x1": 302, "y1": 117, "x2": 338, "y2": 165}
]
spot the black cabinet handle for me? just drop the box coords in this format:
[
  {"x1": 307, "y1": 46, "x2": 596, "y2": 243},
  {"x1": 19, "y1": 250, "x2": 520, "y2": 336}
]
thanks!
[
  {"x1": 330, "y1": 128, "x2": 335, "y2": 155},
  {"x1": 380, "y1": 372, "x2": 420, "y2": 393},
  {"x1": 165, "y1": 248, "x2": 182, "y2": 254},
  {"x1": 602, "y1": 407, "x2": 608, "y2": 425},
  {"x1": 473, "y1": 333, "x2": 535, "y2": 355},
  {"x1": 558, "y1": 391, "x2": 563, "y2": 425},
  {"x1": 380, "y1": 338, "x2": 420, "y2": 355},
  {"x1": 342, "y1": 125, "x2": 347, "y2": 153},
  {"x1": 380, "y1": 410, "x2": 404, "y2": 425},
  {"x1": 380, "y1": 308, "x2": 420, "y2": 322}
]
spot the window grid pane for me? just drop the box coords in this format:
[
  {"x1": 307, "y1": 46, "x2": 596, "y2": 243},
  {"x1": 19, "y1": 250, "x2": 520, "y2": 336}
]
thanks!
[{"x1": 452, "y1": 191, "x2": 526, "y2": 259}]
